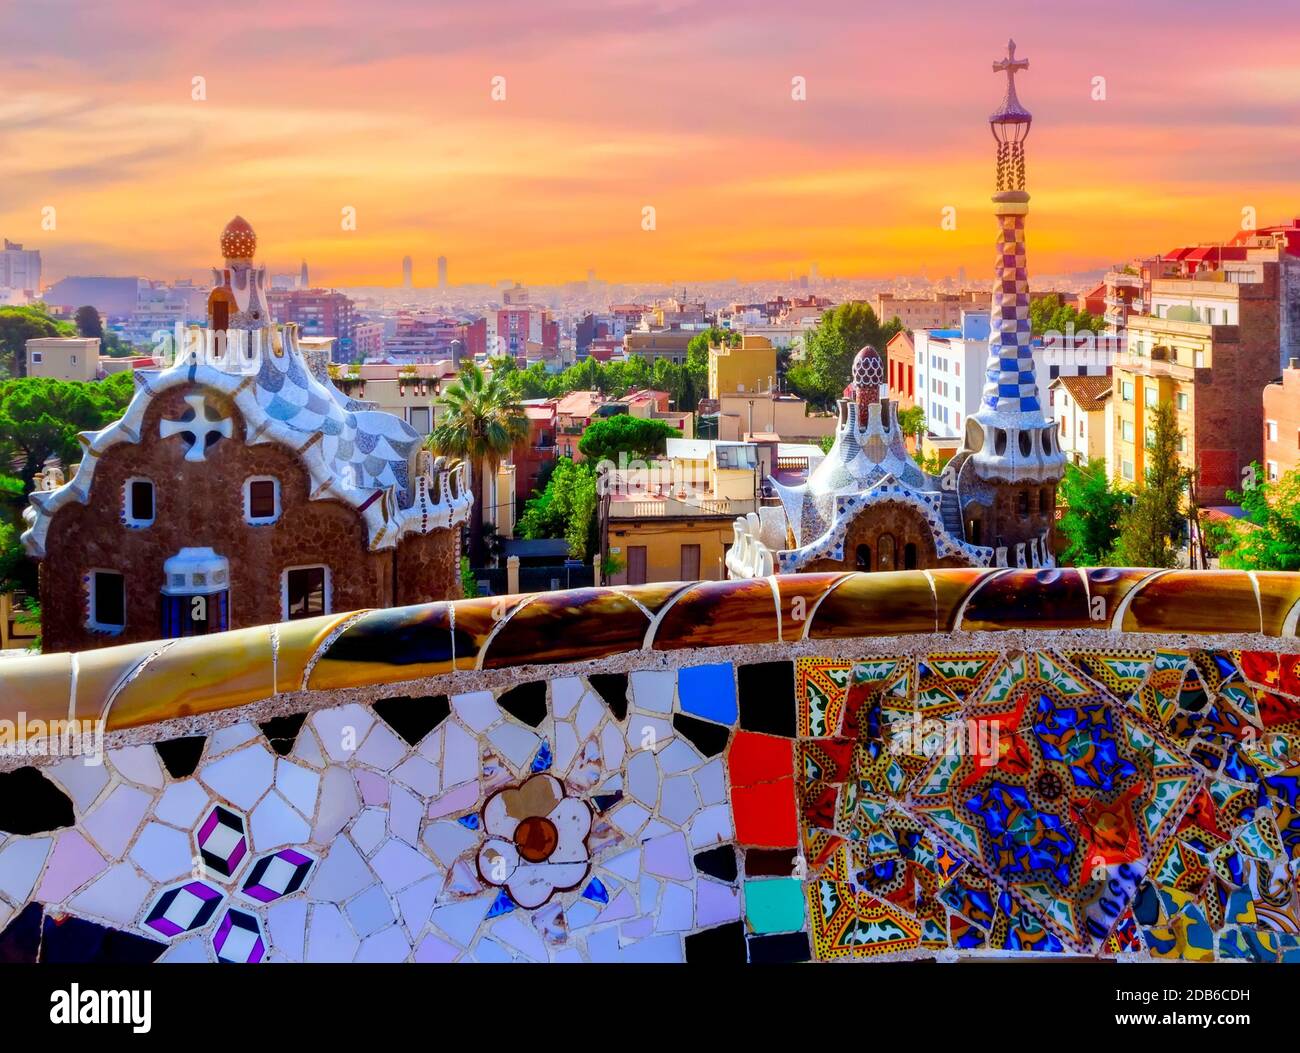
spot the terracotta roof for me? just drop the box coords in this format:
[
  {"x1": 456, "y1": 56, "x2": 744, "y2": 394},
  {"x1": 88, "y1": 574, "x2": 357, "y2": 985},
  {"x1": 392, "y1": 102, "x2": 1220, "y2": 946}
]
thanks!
[{"x1": 1054, "y1": 374, "x2": 1112, "y2": 412}]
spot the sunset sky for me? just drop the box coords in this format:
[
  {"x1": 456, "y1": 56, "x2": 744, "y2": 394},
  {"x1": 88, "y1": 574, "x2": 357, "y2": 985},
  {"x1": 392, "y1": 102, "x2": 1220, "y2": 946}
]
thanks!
[{"x1": 3, "y1": 0, "x2": 1299, "y2": 287}]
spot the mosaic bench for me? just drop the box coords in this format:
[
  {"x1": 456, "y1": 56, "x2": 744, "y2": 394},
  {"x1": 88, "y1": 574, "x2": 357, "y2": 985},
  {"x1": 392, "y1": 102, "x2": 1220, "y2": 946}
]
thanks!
[{"x1": 1, "y1": 567, "x2": 1299, "y2": 963}]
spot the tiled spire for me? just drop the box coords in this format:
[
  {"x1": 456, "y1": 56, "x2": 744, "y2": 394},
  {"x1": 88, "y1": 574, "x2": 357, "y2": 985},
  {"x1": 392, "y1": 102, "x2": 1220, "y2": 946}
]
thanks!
[{"x1": 966, "y1": 40, "x2": 1064, "y2": 483}]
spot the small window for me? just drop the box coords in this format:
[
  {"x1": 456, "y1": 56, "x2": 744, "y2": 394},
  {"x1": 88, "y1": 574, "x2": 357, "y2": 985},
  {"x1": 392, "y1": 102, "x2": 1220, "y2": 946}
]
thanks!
[
  {"x1": 903, "y1": 542, "x2": 918, "y2": 570},
  {"x1": 31, "y1": 351, "x2": 43, "y2": 364},
  {"x1": 1266, "y1": 420, "x2": 1278, "y2": 442},
  {"x1": 855, "y1": 544, "x2": 872, "y2": 571},
  {"x1": 1268, "y1": 460, "x2": 1279, "y2": 482},
  {"x1": 284, "y1": 566, "x2": 329, "y2": 620},
  {"x1": 1018, "y1": 490, "x2": 1030, "y2": 515},
  {"x1": 245, "y1": 477, "x2": 281, "y2": 524},
  {"x1": 124, "y1": 478, "x2": 155, "y2": 527},
  {"x1": 90, "y1": 571, "x2": 126, "y2": 631},
  {"x1": 409, "y1": 406, "x2": 432, "y2": 434},
  {"x1": 1144, "y1": 389, "x2": 1157, "y2": 407}
]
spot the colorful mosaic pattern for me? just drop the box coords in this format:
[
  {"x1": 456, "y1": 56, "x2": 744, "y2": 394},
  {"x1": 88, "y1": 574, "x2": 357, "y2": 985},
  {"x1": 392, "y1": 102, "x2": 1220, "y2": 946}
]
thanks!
[
  {"x1": 3, "y1": 629, "x2": 1300, "y2": 962},
  {"x1": 981, "y1": 212, "x2": 1038, "y2": 414}
]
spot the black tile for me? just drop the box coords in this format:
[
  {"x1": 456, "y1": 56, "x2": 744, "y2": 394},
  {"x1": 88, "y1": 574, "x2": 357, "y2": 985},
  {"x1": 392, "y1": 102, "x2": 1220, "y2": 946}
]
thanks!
[
  {"x1": 593, "y1": 790, "x2": 624, "y2": 813},
  {"x1": 684, "y1": 921, "x2": 746, "y2": 963},
  {"x1": 748, "y1": 931, "x2": 811, "y2": 964},
  {"x1": 155, "y1": 735, "x2": 206, "y2": 778},
  {"x1": 745, "y1": 848, "x2": 798, "y2": 877},
  {"x1": 496, "y1": 682, "x2": 547, "y2": 728},
  {"x1": 372, "y1": 694, "x2": 451, "y2": 746},
  {"x1": 672, "y1": 713, "x2": 729, "y2": 757},
  {"x1": 588, "y1": 674, "x2": 628, "y2": 721},
  {"x1": 259, "y1": 713, "x2": 306, "y2": 756},
  {"x1": 693, "y1": 845, "x2": 738, "y2": 883},
  {"x1": 40, "y1": 914, "x2": 166, "y2": 964},
  {"x1": 737, "y1": 661, "x2": 797, "y2": 737},
  {"x1": 0, "y1": 767, "x2": 74, "y2": 835},
  {"x1": 0, "y1": 902, "x2": 42, "y2": 963}
]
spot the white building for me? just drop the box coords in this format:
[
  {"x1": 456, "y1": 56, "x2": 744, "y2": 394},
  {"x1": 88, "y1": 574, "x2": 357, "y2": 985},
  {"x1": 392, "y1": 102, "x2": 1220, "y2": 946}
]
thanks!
[{"x1": 1, "y1": 239, "x2": 42, "y2": 300}]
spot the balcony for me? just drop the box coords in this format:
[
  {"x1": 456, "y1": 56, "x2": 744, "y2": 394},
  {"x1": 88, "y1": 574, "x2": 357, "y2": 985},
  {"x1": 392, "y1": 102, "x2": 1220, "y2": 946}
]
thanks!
[{"x1": 609, "y1": 495, "x2": 755, "y2": 518}]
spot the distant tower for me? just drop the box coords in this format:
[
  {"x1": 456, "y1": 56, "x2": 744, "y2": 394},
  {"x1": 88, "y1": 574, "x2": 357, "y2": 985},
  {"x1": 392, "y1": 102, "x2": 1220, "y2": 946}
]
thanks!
[
  {"x1": 402, "y1": 256, "x2": 413, "y2": 290},
  {"x1": 300, "y1": 260, "x2": 309, "y2": 289},
  {"x1": 437, "y1": 255, "x2": 448, "y2": 289},
  {"x1": 952, "y1": 39, "x2": 1065, "y2": 568}
]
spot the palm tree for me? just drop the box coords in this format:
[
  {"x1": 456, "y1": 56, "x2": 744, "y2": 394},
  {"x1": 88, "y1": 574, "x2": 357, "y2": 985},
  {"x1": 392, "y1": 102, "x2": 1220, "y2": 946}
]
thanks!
[{"x1": 427, "y1": 362, "x2": 527, "y2": 565}]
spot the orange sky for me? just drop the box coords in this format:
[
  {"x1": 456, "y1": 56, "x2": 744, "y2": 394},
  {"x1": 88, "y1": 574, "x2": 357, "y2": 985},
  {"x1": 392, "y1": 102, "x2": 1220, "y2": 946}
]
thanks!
[{"x1": 4, "y1": 0, "x2": 1300, "y2": 286}]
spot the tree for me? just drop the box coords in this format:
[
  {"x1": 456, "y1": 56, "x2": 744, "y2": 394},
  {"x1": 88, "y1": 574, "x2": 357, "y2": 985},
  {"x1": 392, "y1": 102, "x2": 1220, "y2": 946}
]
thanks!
[
  {"x1": 516, "y1": 457, "x2": 600, "y2": 560},
  {"x1": 578, "y1": 414, "x2": 680, "y2": 463},
  {"x1": 0, "y1": 373, "x2": 135, "y2": 490},
  {"x1": 1057, "y1": 458, "x2": 1126, "y2": 566},
  {"x1": 0, "y1": 304, "x2": 75, "y2": 377},
  {"x1": 1112, "y1": 401, "x2": 1189, "y2": 567},
  {"x1": 428, "y1": 362, "x2": 528, "y2": 565},
  {"x1": 1213, "y1": 463, "x2": 1300, "y2": 570},
  {"x1": 1029, "y1": 295, "x2": 1106, "y2": 338},
  {"x1": 788, "y1": 302, "x2": 902, "y2": 410},
  {"x1": 896, "y1": 406, "x2": 927, "y2": 445},
  {"x1": 75, "y1": 305, "x2": 105, "y2": 340}
]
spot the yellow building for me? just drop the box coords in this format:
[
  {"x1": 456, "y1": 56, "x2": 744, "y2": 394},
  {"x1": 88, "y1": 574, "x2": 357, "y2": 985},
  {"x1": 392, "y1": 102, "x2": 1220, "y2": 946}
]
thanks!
[
  {"x1": 602, "y1": 439, "x2": 760, "y2": 584},
  {"x1": 25, "y1": 337, "x2": 100, "y2": 381},
  {"x1": 707, "y1": 334, "x2": 777, "y2": 400}
]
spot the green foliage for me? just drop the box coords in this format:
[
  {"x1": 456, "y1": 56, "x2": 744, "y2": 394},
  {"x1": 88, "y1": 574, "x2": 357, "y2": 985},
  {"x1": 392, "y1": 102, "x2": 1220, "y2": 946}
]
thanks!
[
  {"x1": 0, "y1": 303, "x2": 76, "y2": 377},
  {"x1": 0, "y1": 520, "x2": 26, "y2": 594},
  {"x1": 517, "y1": 457, "x2": 599, "y2": 560},
  {"x1": 74, "y1": 305, "x2": 104, "y2": 340},
  {"x1": 1058, "y1": 458, "x2": 1126, "y2": 566},
  {"x1": 1028, "y1": 296, "x2": 1106, "y2": 338},
  {"x1": 495, "y1": 352, "x2": 706, "y2": 414},
  {"x1": 896, "y1": 406, "x2": 927, "y2": 442},
  {"x1": 818, "y1": 434, "x2": 835, "y2": 454},
  {"x1": 0, "y1": 373, "x2": 135, "y2": 489},
  {"x1": 578, "y1": 414, "x2": 680, "y2": 463},
  {"x1": 1112, "y1": 401, "x2": 1189, "y2": 567},
  {"x1": 429, "y1": 362, "x2": 528, "y2": 564},
  {"x1": 787, "y1": 302, "x2": 902, "y2": 410},
  {"x1": 1214, "y1": 463, "x2": 1300, "y2": 570},
  {"x1": 459, "y1": 556, "x2": 479, "y2": 598},
  {"x1": 917, "y1": 449, "x2": 945, "y2": 476}
]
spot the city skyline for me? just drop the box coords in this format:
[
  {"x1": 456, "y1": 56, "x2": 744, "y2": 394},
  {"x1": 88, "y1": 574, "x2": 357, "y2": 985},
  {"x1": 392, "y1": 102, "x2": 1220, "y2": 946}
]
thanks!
[{"x1": 4, "y1": 0, "x2": 1300, "y2": 286}]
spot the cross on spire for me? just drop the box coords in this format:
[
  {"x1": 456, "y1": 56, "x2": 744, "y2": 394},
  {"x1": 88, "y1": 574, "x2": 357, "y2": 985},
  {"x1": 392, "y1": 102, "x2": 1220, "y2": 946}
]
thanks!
[{"x1": 991, "y1": 38, "x2": 1031, "y2": 121}]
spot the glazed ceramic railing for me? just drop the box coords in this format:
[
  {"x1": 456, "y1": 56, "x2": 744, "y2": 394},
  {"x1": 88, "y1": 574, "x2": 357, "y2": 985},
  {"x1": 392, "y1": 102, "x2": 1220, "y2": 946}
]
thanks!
[{"x1": 1, "y1": 568, "x2": 1299, "y2": 964}]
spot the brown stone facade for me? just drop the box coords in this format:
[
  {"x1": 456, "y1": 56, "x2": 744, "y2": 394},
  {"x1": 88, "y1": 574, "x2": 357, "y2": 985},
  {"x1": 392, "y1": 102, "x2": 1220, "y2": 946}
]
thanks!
[
  {"x1": 38, "y1": 383, "x2": 460, "y2": 654},
  {"x1": 962, "y1": 482, "x2": 1056, "y2": 552},
  {"x1": 801, "y1": 501, "x2": 971, "y2": 574}
]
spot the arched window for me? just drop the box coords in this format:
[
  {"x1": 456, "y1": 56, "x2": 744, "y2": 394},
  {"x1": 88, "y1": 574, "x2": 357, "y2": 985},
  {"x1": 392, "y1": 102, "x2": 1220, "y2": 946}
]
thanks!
[
  {"x1": 855, "y1": 544, "x2": 871, "y2": 571},
  {"x1": 1018, "y1": 490, "x2": 1030, "y2": 515},
  {"x1": 968, "y1": 519, "x2": 982, "y2": 545},
  {"x1": 877, "y1": 533, "x2": 895, "y2": 571},
  {"x1": 903, "y1": 542, "x2": 918, "y2": 570}
]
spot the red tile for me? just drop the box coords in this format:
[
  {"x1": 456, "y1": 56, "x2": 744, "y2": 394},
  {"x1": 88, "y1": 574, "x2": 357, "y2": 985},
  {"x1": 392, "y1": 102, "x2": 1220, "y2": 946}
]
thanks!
[
  {"x1": 733, "y1": 777, "x2": 798, "y2": 848},
  {"x1": 728, "y1": 730, "x2": 793, "y2": 787},
  {"x1": 1239, "y1": 650, "x2": 1280, "y2": 689}
]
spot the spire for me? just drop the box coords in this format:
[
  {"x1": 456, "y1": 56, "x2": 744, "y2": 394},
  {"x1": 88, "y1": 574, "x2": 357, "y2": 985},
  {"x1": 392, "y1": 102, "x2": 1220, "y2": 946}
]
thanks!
[{"x1": 962, "y1": 39, "x2": 1064, "y2": 484}]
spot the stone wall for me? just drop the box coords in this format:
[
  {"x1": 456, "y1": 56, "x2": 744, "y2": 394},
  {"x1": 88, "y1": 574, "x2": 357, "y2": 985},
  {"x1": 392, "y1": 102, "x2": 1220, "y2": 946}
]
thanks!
[
  {"x1": 40, "y1": 388, "x2": 389, "y2": 654},
  {"x1": 2, "y1": 568, "x2": 1299, "y2": 964}
]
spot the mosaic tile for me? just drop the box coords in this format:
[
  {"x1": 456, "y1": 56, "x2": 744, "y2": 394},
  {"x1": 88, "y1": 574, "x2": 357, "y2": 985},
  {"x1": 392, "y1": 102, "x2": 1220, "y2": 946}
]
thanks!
[{"x1": 4, "y1": 569, "x2": 1300, "y2": 964}]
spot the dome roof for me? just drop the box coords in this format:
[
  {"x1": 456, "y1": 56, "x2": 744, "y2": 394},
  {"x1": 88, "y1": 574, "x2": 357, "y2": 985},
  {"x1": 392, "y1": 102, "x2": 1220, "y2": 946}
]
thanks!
[
  {"x1": 220, "y1": 215, "x2": 257, "y2": 260},
  {"x1": 851, "y1": 345, "x2": 884, "y2": 389}
]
